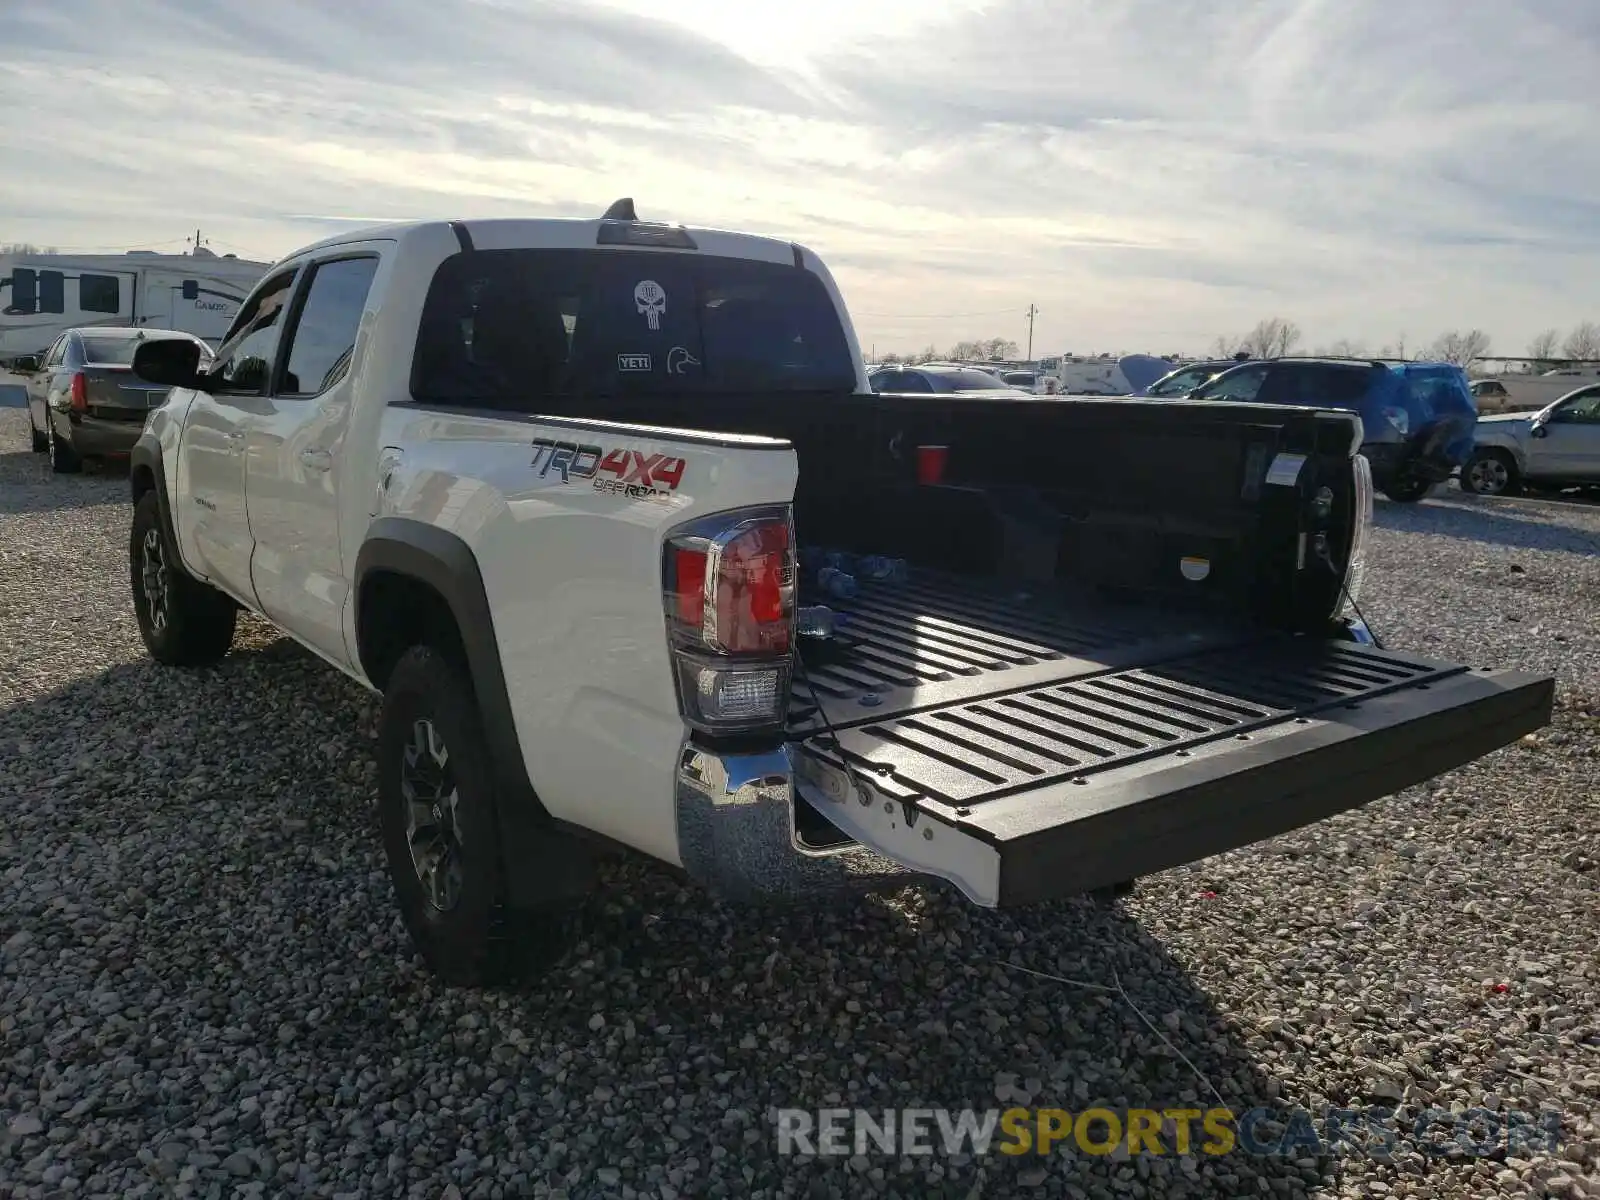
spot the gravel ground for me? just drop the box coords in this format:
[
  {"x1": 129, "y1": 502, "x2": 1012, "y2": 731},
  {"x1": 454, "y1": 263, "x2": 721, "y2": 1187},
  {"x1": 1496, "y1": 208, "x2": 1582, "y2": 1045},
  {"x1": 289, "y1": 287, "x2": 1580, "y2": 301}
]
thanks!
[{"x1": 1, "y1": 406, "x2": 1596, "y2": 1200}]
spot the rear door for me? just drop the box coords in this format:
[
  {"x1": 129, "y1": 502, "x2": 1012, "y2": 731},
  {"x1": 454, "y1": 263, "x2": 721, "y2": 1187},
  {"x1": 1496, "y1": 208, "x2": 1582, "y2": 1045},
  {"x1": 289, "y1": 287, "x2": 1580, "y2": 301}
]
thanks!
[
  {"x1": 242, "y1": 249, "x2": 383, "y2": 666},
  {"x1": 27, "y1": 334, "x2": 66, "y2": 427}
]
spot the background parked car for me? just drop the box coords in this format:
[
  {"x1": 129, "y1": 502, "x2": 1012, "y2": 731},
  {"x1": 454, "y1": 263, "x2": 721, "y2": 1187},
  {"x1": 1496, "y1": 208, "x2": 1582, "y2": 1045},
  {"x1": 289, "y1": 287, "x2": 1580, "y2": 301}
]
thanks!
[
  {"x1": 1461, "y1": 382, "x2": 1600, "y2": 496},
  {"x1": 21, "y1": 327, "x2": 212, "y2": 473},
  {"x1": 1000, "y1": 370, "x2": 1039, "y2": 392},
  {"x1": 867, "y1": 364, "x2": 1032, "y2": 395},
  {"x1": 1190, "y1": 357, "x2": 1478, "y2": 503},
  {"x1": 1144, "y1": 359, "x2": 1241, "y2": 398}
]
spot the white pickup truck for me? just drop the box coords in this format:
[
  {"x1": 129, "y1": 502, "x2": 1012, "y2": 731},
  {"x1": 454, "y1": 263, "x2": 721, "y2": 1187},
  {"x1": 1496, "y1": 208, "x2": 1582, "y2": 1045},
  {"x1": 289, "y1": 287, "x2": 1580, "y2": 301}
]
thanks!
[{"x1": 126, "y1": 202, "x2": 1554, "y2": 985}]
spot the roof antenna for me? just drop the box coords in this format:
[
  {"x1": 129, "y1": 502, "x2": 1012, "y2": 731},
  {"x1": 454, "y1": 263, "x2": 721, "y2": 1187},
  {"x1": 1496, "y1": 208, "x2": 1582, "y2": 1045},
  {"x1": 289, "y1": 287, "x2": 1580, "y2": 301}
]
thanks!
[{"x1": 601, "y1": 197, "x2": 637, "y2": 222}]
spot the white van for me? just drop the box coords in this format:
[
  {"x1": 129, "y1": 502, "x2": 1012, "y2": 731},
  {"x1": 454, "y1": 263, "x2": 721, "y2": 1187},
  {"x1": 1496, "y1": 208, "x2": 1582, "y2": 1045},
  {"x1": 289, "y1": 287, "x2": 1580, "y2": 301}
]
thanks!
[{"x1": 0, "y1": 248, "x2": 269, "y2": 363}]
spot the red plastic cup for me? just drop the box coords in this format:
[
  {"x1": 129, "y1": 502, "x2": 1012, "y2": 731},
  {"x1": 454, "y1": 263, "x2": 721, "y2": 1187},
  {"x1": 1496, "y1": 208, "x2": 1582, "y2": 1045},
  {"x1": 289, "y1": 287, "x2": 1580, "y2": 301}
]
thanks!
[{"x1": 916, "y1": 445, "x2": 949, "y2": 485}]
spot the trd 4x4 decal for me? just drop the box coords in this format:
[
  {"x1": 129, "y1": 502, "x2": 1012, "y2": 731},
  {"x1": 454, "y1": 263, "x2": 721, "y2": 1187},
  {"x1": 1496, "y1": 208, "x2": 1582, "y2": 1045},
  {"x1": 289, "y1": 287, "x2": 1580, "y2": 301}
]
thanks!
[{"x1": 530, "y1": 437, "x2": 687, "y2": 502}]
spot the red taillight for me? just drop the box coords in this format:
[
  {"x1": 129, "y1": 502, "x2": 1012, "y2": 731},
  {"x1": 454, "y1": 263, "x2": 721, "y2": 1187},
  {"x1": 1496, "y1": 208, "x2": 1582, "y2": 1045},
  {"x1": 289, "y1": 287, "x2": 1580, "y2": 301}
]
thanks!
[
  {"x1": 667, "y1": 512, "x2": 793, "y2": 656},
  {"x1": 709, "y1": 520, "x2": 791, "y2": 655},
  {"x1": 70, "y1": 372, "x2": 87, "y2": 412},
  {"x1": 672, "y1": 546, "x2": 707, "y2": 630},
  {"x1": 663, "y1": 507, "x2": 795, "y2": 734}
]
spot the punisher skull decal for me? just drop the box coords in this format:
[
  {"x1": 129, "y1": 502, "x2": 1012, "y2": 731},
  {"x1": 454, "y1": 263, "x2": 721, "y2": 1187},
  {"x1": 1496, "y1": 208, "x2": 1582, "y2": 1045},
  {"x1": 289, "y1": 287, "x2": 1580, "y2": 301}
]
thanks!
[{"x1": 634, "y1": 280, "x2": 666, "y2": 331}]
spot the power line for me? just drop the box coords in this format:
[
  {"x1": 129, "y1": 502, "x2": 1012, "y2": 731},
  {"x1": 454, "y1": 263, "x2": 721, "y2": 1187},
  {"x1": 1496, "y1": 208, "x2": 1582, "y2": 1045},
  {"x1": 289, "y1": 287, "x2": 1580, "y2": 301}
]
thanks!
[{"x1": 853, "y1": 306, "x2": 1026, "y2": 320}]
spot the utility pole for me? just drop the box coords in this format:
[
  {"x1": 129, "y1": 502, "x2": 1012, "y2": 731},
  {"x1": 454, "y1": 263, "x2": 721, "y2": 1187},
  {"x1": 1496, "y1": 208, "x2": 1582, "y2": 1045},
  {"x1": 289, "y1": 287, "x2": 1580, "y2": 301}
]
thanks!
[
  {"x1": 1025, "y1": 304, "x2": 1039, "y2": 361},
  {"x1": 187, "y1": 228, "x2": 208, "y2": 254}
]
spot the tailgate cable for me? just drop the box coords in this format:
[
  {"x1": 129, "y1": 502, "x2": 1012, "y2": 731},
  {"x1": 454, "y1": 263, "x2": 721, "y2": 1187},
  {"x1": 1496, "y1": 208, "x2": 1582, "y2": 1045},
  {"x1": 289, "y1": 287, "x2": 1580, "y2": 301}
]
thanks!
[
  {"x1": 1315, "y1": 538, "x2": 1385, "y2": 650},
  {"x1": 791, "y1": 651, "x2": 874, "y2": 805}
]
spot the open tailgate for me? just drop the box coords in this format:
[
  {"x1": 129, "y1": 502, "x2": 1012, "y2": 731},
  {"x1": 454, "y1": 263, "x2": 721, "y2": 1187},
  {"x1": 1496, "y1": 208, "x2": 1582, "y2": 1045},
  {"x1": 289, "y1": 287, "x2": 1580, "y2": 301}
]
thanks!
[{"x1": 791, "y1": 635, "x2": 1553, "y2": 906}]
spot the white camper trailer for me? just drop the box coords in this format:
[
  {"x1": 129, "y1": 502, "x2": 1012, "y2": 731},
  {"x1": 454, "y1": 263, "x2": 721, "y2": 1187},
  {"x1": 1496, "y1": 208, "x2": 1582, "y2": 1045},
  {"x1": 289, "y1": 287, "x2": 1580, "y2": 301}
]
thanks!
[{"x1": 0, "y1": 247, "x2": 269, "y2": 363}]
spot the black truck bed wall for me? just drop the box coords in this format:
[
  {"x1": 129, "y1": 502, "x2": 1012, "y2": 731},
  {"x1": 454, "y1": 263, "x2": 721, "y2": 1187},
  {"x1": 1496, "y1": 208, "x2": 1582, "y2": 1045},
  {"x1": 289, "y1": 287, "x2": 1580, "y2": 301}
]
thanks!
[{"x1": 535, "y1": 391, "x2": 1362, "y2": 630}]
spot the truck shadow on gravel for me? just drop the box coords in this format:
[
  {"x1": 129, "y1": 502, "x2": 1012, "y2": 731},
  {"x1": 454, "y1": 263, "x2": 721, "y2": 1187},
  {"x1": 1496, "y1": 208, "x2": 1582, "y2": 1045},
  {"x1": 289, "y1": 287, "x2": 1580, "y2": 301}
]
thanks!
[{"x1": 0, "y1": 638, "x2": 1350, "y2": 1200}]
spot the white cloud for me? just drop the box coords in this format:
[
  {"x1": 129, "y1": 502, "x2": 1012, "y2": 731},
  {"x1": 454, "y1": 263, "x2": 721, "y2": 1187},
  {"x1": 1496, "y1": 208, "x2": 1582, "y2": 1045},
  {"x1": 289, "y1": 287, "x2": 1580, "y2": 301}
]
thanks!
[{"x1": 1, "y1": 0, "x2": 1596, "y2": 355}]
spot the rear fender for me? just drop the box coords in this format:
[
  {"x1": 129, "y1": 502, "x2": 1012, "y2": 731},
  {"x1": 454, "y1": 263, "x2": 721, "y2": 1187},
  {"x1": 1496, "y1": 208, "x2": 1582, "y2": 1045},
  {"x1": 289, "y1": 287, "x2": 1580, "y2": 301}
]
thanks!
[{"x1": 353, "y1": 519, "x2": 595, "y2": 908}]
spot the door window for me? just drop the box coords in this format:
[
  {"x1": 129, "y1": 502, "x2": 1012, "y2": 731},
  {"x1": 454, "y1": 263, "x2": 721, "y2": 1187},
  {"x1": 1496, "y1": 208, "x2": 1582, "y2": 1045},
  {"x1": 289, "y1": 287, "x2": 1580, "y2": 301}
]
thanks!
[
  {"x1": 1550, "y1": 390, "x2": 1600, "y2": 424},
  {"x1": 43, "y1": 336, "x2": 68, "y2": 368},
  {"x1": 210, "y1": 269, "x2": 298, "y2": 395},
  {"x1": 1195, "y1": 364, "x2": 1269, "y2": 402},
  {"x1": 1258, "y1": 363, "x2": 1373, "y2": 408},
  {"x1": 278, "y1": 257, "x2": 379, "y2": 396}
]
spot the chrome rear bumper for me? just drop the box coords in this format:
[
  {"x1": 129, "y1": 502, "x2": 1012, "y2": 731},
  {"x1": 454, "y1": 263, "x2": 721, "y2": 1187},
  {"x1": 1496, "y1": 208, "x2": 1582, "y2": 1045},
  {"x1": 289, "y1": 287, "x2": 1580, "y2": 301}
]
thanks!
[{"x1": 675, "y1": 744, "x2": 918, "y2": 901}]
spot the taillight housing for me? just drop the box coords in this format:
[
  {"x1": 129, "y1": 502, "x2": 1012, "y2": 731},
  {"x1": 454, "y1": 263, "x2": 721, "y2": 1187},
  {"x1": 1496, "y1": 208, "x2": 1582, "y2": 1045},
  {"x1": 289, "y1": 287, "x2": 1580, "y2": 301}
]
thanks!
[
  {"x1": 663, "y1": 506, "x2": 795, "y2": 735},
  {"x1": 70, "y1": 372, "x2": 87, "y2": 413},
  {"x1": 1341, "y1": 452, "x2": 1374, "y2": 611}
]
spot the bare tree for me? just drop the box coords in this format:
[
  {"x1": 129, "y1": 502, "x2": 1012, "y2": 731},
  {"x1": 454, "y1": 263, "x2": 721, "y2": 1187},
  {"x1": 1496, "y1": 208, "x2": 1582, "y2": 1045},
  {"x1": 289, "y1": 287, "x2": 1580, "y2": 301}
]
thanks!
[
  {"x1": 945, "y1": 337, "x2": 1019, "y2": 361},
  {"x1": 917, "y1": 344, "x2": 939, "y2": 363},
  {"x1": 1313, "y1": 338, "x2": 1368, "y2": 357},
  {"x1": 1425, "y1": 329, "x2": 1492, "y2": 367},
  {"x1": 1562, "y1": 321, "x2": 1600, "y2": 360},
  {"x1": 0, "y1": 243, "x2": 58, "y2": 255},
  {"x1": 1213, "y1": 318, "x2": 1301, "y2": 360},
  {"x1": 1526, "y1": 328, "x2": 1561, "y2": 361}
]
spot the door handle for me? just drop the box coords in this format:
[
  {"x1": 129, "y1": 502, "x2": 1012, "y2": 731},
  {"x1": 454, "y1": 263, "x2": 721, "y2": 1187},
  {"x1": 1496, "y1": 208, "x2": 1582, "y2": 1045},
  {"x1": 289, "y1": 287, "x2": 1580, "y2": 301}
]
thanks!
[{"x1": 300, "y1": 448, "x2": 334, "y2": 472}]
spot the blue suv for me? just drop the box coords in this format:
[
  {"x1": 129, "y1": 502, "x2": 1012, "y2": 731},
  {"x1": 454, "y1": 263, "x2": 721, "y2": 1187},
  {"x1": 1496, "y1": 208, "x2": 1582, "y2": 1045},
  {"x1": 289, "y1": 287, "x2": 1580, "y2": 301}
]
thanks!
[{"x1": 1189, "y1": 357, "x2": 1478, "y2": 502}]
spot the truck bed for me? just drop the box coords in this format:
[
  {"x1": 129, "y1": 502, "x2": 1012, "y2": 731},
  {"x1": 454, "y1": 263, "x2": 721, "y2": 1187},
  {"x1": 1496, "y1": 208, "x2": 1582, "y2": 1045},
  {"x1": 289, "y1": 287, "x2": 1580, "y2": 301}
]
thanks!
[{"x1": 787, "y1": 566, "x2": 1552, "y2": 904}]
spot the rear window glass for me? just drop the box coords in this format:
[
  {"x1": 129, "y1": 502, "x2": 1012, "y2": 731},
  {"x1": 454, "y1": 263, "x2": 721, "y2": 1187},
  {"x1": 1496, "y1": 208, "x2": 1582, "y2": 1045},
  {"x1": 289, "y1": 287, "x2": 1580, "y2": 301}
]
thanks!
[
  {"x1": 935, "y1": 369, "x2": 1009, "y2": 391},
  {"x1": 411, "y1": 249, "x2": 855, "y2": 407},
  {"x1": 81, "y1": 335, "x2": 145, "y2": 364},
  {"x1": 1263, "y1": 364, "x2": 1374, "y2": 407}
]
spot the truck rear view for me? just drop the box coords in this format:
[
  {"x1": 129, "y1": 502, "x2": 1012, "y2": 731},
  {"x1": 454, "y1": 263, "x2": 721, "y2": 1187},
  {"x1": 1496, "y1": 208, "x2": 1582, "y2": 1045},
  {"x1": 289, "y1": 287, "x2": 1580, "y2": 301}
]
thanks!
[
  {"x1": 396, "y1": 210, "x2": 1551, "y2": 937},
  {"x1": 126, "y1": 207, "x2": 1555, "y2": 985}
]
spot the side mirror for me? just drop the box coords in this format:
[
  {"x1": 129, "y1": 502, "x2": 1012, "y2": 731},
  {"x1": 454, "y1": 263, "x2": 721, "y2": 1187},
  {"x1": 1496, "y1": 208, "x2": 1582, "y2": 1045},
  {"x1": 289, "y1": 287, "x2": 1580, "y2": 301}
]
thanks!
[
  {"x1": 181, "y1": 280, "x2": 199, "y2": 301},
  {"x1": 10, "y1": 354, "x2": 41, "y2": 374},
  {"x1": 133, "y1": 338, "x2": 210, "y2": 391},
  {"x1": 1531, "y1": 424, "x2": 1549, "y2": 439}
]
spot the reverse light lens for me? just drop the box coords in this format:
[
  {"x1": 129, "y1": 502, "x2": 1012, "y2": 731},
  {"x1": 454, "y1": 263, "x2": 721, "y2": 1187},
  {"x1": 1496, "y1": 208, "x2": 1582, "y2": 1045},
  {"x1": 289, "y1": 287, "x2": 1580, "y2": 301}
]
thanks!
[{"x1": 695, "y1": 665, "x2": 782, "y2": 723}]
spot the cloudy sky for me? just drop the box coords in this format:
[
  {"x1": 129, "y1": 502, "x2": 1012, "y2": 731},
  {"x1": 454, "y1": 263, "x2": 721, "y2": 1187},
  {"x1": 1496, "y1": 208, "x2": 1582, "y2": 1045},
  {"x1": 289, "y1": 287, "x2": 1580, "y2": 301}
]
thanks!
[{"x1": 2, "y1": 0, "x2": 1596, "y2": 357}]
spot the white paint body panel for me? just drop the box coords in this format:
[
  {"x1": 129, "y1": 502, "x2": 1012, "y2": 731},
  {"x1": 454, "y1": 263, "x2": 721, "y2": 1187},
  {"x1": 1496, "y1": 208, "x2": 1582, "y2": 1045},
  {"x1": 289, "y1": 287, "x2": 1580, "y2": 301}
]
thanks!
[
  {"x1": 150, "y1": 215, "x2": 843, "y2": 870},
  {"x1": 377, "y1": 407, "x2": 796, "y2": 862}
]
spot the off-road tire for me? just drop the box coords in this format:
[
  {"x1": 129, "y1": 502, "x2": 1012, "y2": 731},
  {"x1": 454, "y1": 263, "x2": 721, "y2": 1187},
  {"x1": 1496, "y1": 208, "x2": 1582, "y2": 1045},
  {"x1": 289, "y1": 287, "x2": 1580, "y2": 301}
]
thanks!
[
  {"x1": 130, "y1": 491, "x2": 237, "y2": 665},
  {"x1": 378, "y1": 644, "x2": 571, "y2": 986}
]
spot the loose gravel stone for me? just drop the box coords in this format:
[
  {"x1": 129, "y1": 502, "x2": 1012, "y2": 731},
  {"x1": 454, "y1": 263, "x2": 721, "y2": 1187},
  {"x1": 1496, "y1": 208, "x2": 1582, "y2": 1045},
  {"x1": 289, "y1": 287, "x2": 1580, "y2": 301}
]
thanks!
[{"x1": 0, "y1": 409, "x2": 1596, "y2": 1199}]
